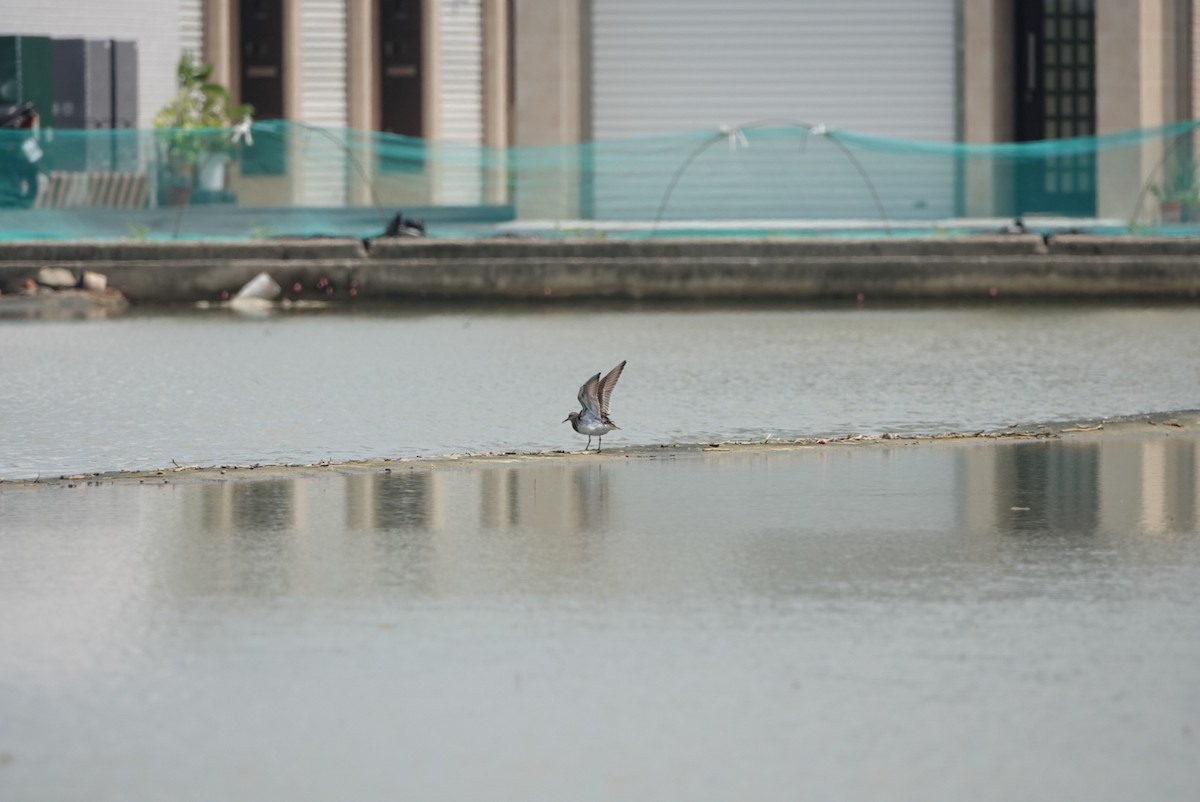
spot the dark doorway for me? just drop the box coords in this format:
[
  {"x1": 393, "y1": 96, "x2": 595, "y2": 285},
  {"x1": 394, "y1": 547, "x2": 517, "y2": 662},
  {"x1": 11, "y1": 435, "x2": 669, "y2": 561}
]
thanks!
[
  {"x1": 239, "y1": 0, "x2": 284, "y2": 119},
  {"x1": 1014, "y1": 0, "x2": 1097, "y2": 215},
  {"x1": 378, "y1": 0, "x2": 423, "y2": 138},
  {"x1": 240, "y1": 0, "x2": 286, "y2": 175}
]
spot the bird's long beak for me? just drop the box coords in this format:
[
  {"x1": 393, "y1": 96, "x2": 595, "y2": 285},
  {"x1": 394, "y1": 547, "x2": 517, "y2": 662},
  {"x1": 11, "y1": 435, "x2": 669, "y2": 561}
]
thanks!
[{"x1": 562, "y1": 416, "x2": 570, "y2": 423}]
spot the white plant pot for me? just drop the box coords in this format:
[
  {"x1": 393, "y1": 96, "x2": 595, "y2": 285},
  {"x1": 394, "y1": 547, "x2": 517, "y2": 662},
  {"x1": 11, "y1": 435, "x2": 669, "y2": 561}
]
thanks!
[{"x1": 197, "y1": 155, "x2": 228, "y2": 192}]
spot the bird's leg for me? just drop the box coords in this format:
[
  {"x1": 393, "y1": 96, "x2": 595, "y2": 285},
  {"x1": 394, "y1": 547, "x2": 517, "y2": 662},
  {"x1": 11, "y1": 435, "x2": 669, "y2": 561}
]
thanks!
[
  {"x1": 597, "y1": 437, "x2": 602, "y2": 452},
  {"x1": 585, "y1": 436, "x2": 592, "y2": 451}
]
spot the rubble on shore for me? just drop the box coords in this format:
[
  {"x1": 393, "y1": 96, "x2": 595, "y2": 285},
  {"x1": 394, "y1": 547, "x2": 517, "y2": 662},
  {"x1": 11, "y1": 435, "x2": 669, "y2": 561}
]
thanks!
[{"x1": 0, "y1": 267, "x2": 128, "y2": 318}]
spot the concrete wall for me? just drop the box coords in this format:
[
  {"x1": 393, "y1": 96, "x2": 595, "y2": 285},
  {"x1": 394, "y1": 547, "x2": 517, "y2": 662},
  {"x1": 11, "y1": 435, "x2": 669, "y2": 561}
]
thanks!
[{"x1": 4, "y1": 236, "x2": 1200, "y2": 304}]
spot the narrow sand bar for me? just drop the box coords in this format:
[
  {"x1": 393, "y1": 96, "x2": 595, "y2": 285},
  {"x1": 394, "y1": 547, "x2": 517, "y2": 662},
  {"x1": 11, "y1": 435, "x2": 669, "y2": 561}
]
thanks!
[{"x1": 9, "y1": 410, "x2": 1196, "y2": 488}]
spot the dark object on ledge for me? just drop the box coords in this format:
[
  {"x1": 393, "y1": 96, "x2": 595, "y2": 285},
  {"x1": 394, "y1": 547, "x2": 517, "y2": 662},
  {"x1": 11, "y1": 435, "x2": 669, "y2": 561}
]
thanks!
[{"x1": 382, "y1": 211, "x2": 426, "y2": 238}]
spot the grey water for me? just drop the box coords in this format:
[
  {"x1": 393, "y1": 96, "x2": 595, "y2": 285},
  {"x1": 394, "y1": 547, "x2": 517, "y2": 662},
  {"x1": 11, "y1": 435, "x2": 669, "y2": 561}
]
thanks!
[
  {"x1": 2, "y1": 305, "x2": 1200, "y2": 479},
  {"x1": 2, "y1": 437, "x2": 1198, "y2": 801}
]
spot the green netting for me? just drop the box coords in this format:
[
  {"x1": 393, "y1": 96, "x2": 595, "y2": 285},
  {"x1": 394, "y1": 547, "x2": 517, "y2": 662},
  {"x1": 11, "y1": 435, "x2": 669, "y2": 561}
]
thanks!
[{"x1": 2, "y1": 118, "x2": 1200, "y2": 239}]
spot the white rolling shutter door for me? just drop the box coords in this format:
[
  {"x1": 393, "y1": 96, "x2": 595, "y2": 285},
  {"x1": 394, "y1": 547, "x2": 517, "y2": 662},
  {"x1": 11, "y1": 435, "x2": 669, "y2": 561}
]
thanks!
[
  {"x1": 299, "y1": 0, "x2": 349, "y2": 205},
  {"x1": 438, "y1": 0, "x2": 484, "y2": 203},
  {"x1": 590, "y1": 0, "x2": 958, "y2": 221},
  {"x1": 440, "y1": 0, "x2": 483, "y2": 143},
  {"x1": 179, "y1": 0, "x2": 204, "y2": 62}
]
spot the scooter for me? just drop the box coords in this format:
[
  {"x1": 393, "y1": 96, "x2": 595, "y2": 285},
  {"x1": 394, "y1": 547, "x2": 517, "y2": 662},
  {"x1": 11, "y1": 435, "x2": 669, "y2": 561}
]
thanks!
[{"x1": 0, "y1": 101, "x2": 44, "y2": 208}]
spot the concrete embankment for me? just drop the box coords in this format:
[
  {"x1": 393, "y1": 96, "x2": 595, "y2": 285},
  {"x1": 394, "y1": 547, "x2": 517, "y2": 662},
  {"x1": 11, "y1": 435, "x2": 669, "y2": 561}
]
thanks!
[{"x1": 2, "y1": 234, "x2": 1200, "y2": 304}]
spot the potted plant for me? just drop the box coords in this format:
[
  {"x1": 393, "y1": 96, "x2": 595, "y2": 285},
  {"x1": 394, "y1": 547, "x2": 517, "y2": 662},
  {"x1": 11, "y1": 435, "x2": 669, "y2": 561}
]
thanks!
[
  {"x1": 153, "y1": 52, "x2": 253, "y2": 206},
  {"x1": 1150, "y1": 153, "x2": 1199, "y2": 224}
]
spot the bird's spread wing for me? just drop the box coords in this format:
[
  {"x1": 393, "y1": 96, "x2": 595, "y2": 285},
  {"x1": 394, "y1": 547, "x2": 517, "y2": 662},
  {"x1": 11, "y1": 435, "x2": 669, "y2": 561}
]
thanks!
[
  {"x1": 597, "y1": 360, "x2": 626, "y2": 418},
  {"x1": 578, "y1": 372, "x2": 601, "y2": 417}
]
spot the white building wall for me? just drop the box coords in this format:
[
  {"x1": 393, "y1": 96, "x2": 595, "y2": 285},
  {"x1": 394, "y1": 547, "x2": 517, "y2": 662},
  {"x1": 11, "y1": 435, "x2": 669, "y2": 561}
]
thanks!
[
  {"x1": 0, "y1": 0, "x2": 183, "y2": 128},
  {"x1": 178, "y1": 0, "x2": 204, "y2": 63}
]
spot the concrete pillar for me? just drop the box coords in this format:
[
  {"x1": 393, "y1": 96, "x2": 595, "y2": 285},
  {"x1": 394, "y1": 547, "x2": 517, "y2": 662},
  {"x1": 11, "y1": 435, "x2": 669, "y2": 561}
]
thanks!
[
  {"x1": 1096, "y1": 0, "x2": 1192, "y2": 221},
  {"x1": 510, "y1": 0, "x2": 587, "y2": 219},
  {"x1": 424, "y1": 0, "x2": 442, "y2": 142},
  {"x1": 346, "y1": 0, "x2": 377, "y2": 205},
  {"x1": 347, "y1": 0, "x2": 377, "y2": 132},
  {"x1": 282, "y1": 0, "x2": 302, "y2": 120},
  {"x1": 1192, "y1": 0, "x2": 1200, "y2": 118},
  {"x1": 482, "y1": 0, "x2": 509, "y2": 204},
  {"x1": 482, "y1": 0, "x2": 509, "y2": 148},
  {"x1": 962, "y1": 0, "x2": 1014, "y2": 144},
  {"x1": 961, "y1": 0, "x2": 1015, "y2": 217},
  {"x1": 203, "y1": 0, "x2": 235, "y2": 94},
  {"x1": 510, "y1": 0, "x2": 586, "y2": 146}
]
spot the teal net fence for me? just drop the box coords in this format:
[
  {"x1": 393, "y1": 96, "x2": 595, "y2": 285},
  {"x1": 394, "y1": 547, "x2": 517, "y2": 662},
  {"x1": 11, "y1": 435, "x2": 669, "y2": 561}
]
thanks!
[{"x1": 3, "y1": 118, "x2": 1200, "y2": 239}]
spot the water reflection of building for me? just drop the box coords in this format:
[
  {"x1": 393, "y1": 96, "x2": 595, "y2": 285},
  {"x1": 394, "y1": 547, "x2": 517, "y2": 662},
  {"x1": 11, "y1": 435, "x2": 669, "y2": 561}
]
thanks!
[
  {"x1": 342, "y1": 463, "x2": 613, "y2": 595},
  {"x1": 338, "y1": 463, "x2": 610, "y2": 537},
  {"x1": 182, "y1": 462, "x2": 613, "y2": 596},
  {"x1": 1106, "y1": 438, "x2": 1199, "y2": 535},
  {"x1": 178, "y1": 478, "x2": 302, "y2": 594},
  {"x1": 345, "y1": 469, "x2": 435, "y2": 531},
  {"x1": 958, "y1": 437, "x2": 1200, "y2": 536},
  {"x1": 191, "y1": 461, "x2": 612, "y2": 534}
]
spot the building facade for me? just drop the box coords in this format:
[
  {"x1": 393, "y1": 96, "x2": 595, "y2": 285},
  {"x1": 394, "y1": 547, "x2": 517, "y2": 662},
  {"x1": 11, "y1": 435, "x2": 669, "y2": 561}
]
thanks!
[
  {"x1": 201, "y1": 0, "x2": 1200, "y2": 220},
  {"x1": 3, "y1": 0, "x2": 1197, "y2": 220}
]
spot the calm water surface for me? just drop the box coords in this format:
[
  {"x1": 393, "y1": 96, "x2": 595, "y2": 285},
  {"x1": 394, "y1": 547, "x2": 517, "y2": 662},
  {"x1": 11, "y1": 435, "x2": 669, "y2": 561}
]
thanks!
[
  {"x1": 1, "y1": 305, "x2": 1199, "y2": 478},
  {"x1": 3, "y1": 304, "x2": 1200, "y2": 800},
  {"x1": 1, "y1": 438, "x2": 1198, "y2": 800}
]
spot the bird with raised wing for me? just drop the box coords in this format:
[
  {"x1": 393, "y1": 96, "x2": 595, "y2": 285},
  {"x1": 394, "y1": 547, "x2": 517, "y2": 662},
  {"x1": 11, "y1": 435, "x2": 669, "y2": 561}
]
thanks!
[{"x1": 563, "y1": 360, "x2": 626, "y2": 451}]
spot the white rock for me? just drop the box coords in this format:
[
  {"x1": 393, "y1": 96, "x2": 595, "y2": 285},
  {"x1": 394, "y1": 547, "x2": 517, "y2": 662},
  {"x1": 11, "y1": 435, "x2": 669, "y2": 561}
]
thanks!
[
  {"x1": 80, "y1": 271, "x2": 107, "y2": 292},
  {"x1": 233, "y1": 272, "x2": 282, "y2": 301},
  {"x1": 37, "y1": 267, "x2": 76, "y2": 289}
]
